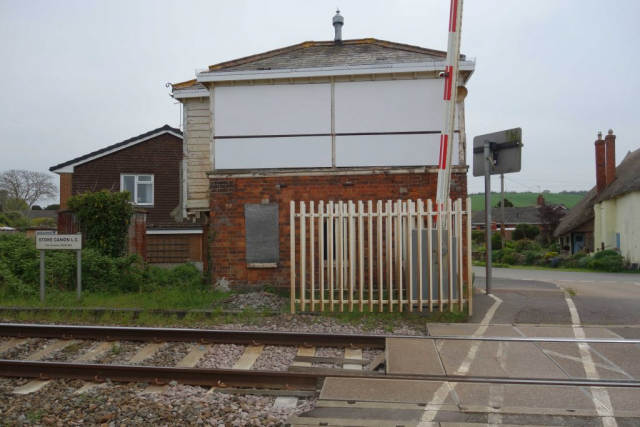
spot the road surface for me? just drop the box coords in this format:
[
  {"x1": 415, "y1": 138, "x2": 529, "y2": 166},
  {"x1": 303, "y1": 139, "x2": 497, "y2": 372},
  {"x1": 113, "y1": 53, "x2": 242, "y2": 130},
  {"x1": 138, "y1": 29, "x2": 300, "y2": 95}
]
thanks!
[{"x1": 471, "y1": 266, "x2": 640, "y2": 326}]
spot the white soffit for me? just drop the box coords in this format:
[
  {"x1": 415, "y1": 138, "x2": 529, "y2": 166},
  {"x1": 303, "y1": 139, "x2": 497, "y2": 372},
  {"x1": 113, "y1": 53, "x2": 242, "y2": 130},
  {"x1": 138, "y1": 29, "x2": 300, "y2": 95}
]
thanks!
[{"x1": 197, "y1": 61, "x2": 476, "y2": 83}]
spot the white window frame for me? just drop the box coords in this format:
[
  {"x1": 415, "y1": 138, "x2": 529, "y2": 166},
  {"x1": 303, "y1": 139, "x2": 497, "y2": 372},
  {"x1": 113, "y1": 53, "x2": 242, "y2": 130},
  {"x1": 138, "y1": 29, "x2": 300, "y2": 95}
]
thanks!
[{"x1": 120, "y1": 174, "x2": 154, "y2": 206}]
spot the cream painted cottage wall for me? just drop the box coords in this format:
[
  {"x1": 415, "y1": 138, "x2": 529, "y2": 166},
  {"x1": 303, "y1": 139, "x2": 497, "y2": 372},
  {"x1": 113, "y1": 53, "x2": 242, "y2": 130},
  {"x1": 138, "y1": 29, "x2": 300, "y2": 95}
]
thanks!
[{"x1": 594, "y1": 192, "x2": 640, "y2": 263}]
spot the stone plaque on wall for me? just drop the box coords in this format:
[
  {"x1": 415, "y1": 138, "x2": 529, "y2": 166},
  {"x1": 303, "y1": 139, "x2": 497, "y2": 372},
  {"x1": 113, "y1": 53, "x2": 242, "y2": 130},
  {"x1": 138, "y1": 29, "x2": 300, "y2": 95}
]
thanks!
[{"x1": 244, "y1": 204, "x2": 279, "y2": 265}]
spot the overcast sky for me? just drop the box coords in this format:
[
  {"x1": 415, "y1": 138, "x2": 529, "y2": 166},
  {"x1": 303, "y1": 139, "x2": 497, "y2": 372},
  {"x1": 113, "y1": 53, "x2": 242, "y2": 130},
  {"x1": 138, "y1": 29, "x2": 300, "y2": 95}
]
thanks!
[{"x1": 1, "y1": 0, "x2": 639, "y2": 204}]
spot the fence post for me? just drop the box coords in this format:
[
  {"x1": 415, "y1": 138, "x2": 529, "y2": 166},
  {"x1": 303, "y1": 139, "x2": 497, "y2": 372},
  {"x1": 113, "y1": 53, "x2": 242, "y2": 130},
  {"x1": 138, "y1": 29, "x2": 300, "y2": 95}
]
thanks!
[
  {"x1": 368, "y1": 200, "x2": 374, "y2": 313},
  {"x1": 290, "y1": 201, "x2": 296, "y2": 314},
  {"x1": 448, "y1": 199, "x2": 454, "y2": 312},
  {"x1": 377, "y1": 200, "x2": 383, "y2": 313},
  {"x1": 337, "y1": 201, "x2": 343, "y2": 312},
  {"x1": 358, "y1": 200, "x2": 365, "y2": 312},
  {"x1": 437, "y1": 199, "x2": 444, "y2": 312},
  {"x1": 348, "y1": 201, "x2": 355, "y2": 312},
  {"x1": 404, "y1": 200, "x2": 415, "y2": 312},
  {"x1": 457, "y1": 199, "x2": 464, "y2": 310},
  {"x1": 319, "y1": 201, "x2": 325, "y2": 312},
  {"x1": 328, "y1": 201, "x2": 334, "y2": 312},
  {"x1": 427, "y1": 199, "x2": 434, "y2": 312},
  {"x1": 300, "y1": 201, "x2": 306, "y2": 312},
  {"x1": 395, "y1": 200, "x2": 402, "y2": 312},
  {"x1": 386, "y1": 200, "x2": 393, "y2": 312},
  {"x1": 310, "y1": 201, "x2": 315, "y2": 312},
  {"x1": 417, "y1": 200, "x2": 424, "y2": 311}
]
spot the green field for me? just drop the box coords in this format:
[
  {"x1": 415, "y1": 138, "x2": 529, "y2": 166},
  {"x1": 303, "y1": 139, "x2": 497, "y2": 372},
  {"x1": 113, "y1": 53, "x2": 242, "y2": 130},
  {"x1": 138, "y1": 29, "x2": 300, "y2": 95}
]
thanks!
[{"x1": 469, "y1": 191, "x2": 586, "y2": 211}]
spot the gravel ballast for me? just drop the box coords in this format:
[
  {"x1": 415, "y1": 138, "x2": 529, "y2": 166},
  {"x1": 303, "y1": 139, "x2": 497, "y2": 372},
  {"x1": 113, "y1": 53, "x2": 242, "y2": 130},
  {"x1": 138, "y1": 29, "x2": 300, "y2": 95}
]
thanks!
[
  {"x1": 0, "y1": 378, "x2": 316, "y2": 426},
  {"x1": 196, "y1": 343, "x2": 246, "y2": 369},
  {"x1": 251, "y1": 345, "x2": 297, "y2": 371}
]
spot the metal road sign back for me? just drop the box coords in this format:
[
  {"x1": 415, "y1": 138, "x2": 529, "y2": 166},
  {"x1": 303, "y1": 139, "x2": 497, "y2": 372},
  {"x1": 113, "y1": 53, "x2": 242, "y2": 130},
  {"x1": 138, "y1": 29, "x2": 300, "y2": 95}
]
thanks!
[{"x1": 472, "y1": 128, "x2": 523, "y2": 177}]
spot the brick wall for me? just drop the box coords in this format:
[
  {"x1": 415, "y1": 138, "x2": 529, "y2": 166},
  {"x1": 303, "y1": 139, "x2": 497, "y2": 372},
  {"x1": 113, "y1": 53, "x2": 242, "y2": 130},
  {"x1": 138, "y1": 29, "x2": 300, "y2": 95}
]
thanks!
[
  {"x1": 59, "y1": 173, "x2": 73, "y2": 209},
  {"x1": 72, "y1": 133, "x2": 184, "y2": 228},
  {"x1": 208, "y1": 170, "x2": 468, "y2": 287}
]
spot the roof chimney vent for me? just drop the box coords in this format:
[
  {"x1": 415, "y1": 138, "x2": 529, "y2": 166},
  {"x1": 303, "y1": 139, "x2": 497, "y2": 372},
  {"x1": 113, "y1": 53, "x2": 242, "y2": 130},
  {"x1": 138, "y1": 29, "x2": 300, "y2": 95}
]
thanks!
[{"x1": 333, "y1": 9, "x2": 344, "y2": 43}]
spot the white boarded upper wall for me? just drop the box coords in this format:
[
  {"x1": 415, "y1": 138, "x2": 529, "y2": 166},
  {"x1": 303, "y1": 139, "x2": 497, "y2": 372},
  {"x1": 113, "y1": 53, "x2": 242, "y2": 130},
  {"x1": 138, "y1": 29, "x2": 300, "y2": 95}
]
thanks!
[{"x1": 212, "y1": 77, "x2": 460, "y2": 170}]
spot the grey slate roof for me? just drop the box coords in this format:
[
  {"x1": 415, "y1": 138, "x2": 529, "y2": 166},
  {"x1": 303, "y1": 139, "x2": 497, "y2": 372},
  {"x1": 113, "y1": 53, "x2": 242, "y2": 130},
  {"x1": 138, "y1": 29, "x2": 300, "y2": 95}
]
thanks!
[
  {"x1": 207, "y1": 39, "x2": 453, "y2": 73},
  {"x1": 50, "y1": 125, "x2": 182, "y2": 172},
  {"x1": 172, "y1": 38, "x2": 465, "y2": 89},
  {"x1": 472, "y1": 206, "x2": 544, "y2": 226},
  {"x1": 554, "y1": 147, "x2": 640, "y2": 237}
]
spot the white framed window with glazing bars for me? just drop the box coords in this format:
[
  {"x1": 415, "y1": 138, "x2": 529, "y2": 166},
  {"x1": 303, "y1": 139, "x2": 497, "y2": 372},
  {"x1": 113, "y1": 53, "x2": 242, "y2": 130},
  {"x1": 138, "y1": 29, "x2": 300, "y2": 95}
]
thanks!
[{"x1": 120, "y1": 174, "x2": 154, "y2": 206}]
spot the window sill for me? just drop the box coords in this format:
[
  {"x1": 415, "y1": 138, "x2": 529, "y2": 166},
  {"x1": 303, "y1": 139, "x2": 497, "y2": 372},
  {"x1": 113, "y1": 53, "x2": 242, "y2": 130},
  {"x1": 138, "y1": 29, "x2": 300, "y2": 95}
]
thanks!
[{"x1": 247, "y1": 263, "x2": 278, "y2": 269}]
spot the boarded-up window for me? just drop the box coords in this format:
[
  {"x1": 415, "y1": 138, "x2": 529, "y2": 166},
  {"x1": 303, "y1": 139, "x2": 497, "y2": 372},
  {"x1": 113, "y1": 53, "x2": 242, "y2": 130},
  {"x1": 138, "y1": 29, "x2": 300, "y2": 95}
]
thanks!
[{"x1": 244, "y1": 204, "x2": 279, "y2": 265}]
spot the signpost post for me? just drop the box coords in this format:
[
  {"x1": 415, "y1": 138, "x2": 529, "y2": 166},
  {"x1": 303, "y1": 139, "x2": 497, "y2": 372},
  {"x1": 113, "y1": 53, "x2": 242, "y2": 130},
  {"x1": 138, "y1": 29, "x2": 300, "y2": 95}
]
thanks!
[
  {"x1": 36, "y1": 233, "x2": 83, "y2": 302},
  {"x1": 473, "y1": 128, "x2": 523, "y2": 295}
]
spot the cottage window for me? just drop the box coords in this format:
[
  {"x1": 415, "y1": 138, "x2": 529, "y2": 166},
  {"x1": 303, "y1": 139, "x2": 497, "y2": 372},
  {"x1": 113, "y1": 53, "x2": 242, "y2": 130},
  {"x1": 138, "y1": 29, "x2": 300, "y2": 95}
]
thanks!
[{"x1": 121, "y1": 174, "x2": 154, "y2": 205}]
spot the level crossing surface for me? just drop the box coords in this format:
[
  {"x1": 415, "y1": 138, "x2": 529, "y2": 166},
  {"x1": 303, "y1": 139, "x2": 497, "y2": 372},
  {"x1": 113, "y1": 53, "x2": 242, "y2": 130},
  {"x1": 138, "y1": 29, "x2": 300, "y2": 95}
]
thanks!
[{"x1": 288, "y1": 324, "x2": 640, "y2": 426}]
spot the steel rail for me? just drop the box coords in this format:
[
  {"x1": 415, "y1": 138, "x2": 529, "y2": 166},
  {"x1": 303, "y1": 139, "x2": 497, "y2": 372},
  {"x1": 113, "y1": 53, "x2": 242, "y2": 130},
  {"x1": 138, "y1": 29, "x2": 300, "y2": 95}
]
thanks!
[
  {"x1": 0, "y1": 323, "x2": 385, "y2": 348},
  {"x1": 2, "y1": 360, "x2": 640, "y2": 389},
  {"x1": 1, "y1": 323, "x2": 639, "y2": 345}
]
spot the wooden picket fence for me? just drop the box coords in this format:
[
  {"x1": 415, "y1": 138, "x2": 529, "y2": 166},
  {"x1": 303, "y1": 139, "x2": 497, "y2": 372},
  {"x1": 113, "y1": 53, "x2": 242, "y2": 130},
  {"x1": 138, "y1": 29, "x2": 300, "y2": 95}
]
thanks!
[{"x1": 290, "y1": 198, "x2": 472, "y2": 314}]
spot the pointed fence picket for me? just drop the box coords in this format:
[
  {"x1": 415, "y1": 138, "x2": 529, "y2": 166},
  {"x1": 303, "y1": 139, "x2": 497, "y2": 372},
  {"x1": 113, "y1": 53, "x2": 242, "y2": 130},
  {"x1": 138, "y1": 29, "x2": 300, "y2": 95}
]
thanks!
[{"x1": 290, "y1": 198, "x2": 472, "y2": 314}]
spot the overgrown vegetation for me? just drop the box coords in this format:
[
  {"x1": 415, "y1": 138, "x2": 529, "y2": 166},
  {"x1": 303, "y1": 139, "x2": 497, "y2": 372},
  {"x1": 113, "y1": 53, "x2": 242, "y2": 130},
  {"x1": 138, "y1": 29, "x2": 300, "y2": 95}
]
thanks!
[
  {"x1": 0, "y1": 233, "x2": 213, "y2": 301},
  {"x1": 472, "y1": 222, "x2": 630, "y2": 272},
  {"x1": 67, "y1": 190, "x2": 135, "y2": 257},
  {"x1": 484, "y1": 239, "x2": 627, "y2": 272}
]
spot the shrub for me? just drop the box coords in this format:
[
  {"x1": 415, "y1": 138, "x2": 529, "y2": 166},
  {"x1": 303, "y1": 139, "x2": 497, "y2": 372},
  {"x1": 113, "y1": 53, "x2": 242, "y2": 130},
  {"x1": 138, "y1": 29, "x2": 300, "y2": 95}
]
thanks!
[
  {"x1": 594, "y1": 249, "x2": 619, "y2": 260},
  {"x1": 67, "y1": 190, "x2": 136, "y2": 258},
  {"x1": 577, "y1": 256, "x2": 594, "y2": 269},
  {"x1": 504, "y1": 241, "x2": 515, "y2": 249},
  {"x1": 548, "y1": 242, "x2": 559, "y2": 252},
  {"x1": 514, "y1": 239, "x2": 541, "y2": 253},
  {"x1": 512, "y1": 224, "x2": 541, "y2": 241},
  {"x1": 592, "y1": 256, "x2": 624, "y2": 272},
  {"x1": 491, "y1": 250, "x2": 503, "y2": 263},
  {"x1": 523, "y1": 251, "x2": 542, "y2": 265},
  {"x1": 571, "y1": 251, "x2": 588, "y2": 260},
  {"x1": 544, "y1": 251, "x2": 559, "y2": 260},
  {"x1": 491, "y1": 232, "x2": 502, "y2": 249},
  {"x1": 471, "y1": 230, "x2": 485, "y2": 244}
]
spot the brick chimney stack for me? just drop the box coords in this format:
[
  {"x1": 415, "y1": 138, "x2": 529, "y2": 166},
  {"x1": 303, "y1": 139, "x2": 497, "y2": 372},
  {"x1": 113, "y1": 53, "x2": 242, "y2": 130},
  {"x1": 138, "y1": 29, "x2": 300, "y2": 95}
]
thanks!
[
  {"x1": 536, "y1": 194, "x2": 545, "y2": 206},
  {"x1": 605, "y1": 129, "x2": 616, "y2": 187},
  {"x1": 595, "y1": 131, "x2": 606, "y2": 193}
]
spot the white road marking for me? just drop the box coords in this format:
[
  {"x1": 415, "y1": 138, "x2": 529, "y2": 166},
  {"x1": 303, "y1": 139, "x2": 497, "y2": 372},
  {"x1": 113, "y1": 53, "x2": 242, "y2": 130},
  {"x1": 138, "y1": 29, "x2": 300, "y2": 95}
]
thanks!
[
  {"x1": 542, "y1": 349, "x2": 626, "y2": 375},
  {"x1": 560, "y1": 288, "x2": 618, "y2": 426},
  {"x1": 418, "y1": 293, "x2": 503, "y2": 425}
]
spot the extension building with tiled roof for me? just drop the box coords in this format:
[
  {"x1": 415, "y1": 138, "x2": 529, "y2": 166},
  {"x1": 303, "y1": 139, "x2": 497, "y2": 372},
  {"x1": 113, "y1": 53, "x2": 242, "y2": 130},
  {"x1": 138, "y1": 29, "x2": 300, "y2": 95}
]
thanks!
[{"x1": 50, "y1": 125, "x2": 205, "y2": 267}]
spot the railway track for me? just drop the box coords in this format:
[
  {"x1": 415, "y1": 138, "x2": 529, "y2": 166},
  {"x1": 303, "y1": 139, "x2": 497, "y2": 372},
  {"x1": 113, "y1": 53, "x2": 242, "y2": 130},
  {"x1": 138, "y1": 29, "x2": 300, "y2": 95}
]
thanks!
[{"x1": 1, "y1": 323, "x2": 640, "y2": 392}]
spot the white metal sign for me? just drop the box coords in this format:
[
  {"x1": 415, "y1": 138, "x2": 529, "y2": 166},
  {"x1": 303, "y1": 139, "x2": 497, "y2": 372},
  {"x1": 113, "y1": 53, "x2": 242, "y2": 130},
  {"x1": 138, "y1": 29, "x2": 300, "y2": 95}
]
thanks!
[{"x1": 36, "y1": 234, "x2": 82, "y2": 250}]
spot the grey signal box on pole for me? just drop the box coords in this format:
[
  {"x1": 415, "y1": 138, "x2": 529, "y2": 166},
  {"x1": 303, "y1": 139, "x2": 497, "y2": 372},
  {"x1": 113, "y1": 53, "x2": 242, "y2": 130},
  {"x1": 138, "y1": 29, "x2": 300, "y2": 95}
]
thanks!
[
  {"x1": 472, "y1": 128, "x2": 523, "y2": 177},
  {"x1": 471, "y1": 127, "x2": 522, "y2": 296}
]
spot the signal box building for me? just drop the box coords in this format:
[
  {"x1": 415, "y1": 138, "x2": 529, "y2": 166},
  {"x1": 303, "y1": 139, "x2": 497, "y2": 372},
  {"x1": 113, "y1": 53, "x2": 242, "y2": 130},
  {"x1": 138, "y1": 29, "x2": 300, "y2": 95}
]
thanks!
[{"x1": 171, "y1": 14, "x2": 475, "y2": 287}]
